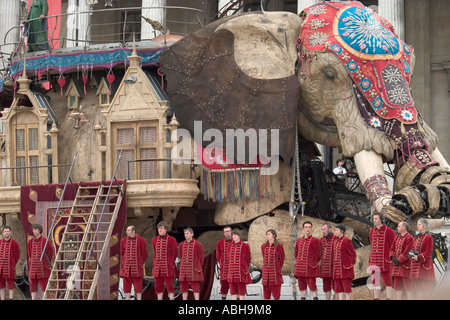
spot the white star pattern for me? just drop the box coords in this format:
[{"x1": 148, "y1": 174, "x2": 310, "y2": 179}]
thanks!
[
  {"x1": 309, "y1": 32, "x2": 328, "y2": 46},
  {"x1": 382, "y1": 65, "x2": 403, "y2": 84},
  {"x1": 309, "y1": 5, "x2": 327, "y2": 17},
  {"x1": 389, "y1": 86, "x2": 410, "y2": 105}
]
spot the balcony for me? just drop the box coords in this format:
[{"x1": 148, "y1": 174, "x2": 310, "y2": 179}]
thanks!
[
  {"x1": 0, "y1": 158, "x2": 199, "y2": 214},
  {"x1": 1, "y1": 4, "x2": 207, "y2": 82}
]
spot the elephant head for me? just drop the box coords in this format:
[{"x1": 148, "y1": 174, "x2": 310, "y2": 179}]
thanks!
[{"x1": 159, "y1": 1, "x2": 450, "y2": 225}]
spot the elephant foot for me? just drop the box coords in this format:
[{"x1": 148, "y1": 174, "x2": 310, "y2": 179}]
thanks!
[
  {"x1": 382, "y1": 202, "x2": 407, "y2": 225},
  {"x1": 385, "y1": 166, "x2": 450, "y2": 224}
]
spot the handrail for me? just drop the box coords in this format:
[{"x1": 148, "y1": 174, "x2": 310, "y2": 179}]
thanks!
[
  {"x1": 126, "y1": 157, "x2": 196, "y2": 180},
  {"x1": 40, "y1": 151, "x2": 78, "y2": 262},
  {"x1": 86, "y1": 149, "x2": 123, "y2": 265},
  {"x1": 0, "y1": 163, "x2": 73, "y2": 187}
]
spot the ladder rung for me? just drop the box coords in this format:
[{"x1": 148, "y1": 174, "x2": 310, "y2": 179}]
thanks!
[
  {"x1": 66, "y1": 289, "x2": 93, "y2": 292},
  {"x1": 59, "y1": 241, "x2": 83, "y2": 245},
  {"x1": 66, "y1": 222, "x2": 88, "y2": 225}
]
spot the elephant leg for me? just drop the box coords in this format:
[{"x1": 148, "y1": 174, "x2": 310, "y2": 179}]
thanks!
[
  {"x1": 431, "y1": 147, "x2": 450, "y2": 169},
  {"x1": 355, "y1": 148, "x2": 450, "y2": 224},
  {"x1": 354, "y1": 150, "x2": 392, "y2": 214}
]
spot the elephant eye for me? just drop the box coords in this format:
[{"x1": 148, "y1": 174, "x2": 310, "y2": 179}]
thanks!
[{"x1": 323, "y1": 67, "x2": 336, "y2": 80}]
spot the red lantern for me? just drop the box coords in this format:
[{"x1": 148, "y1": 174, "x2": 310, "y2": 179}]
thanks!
[{"x1": 57, "y1": 77, "x2": 66, "y2": 97}]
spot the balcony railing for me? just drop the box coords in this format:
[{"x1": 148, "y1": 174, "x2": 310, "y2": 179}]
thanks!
[
  {"x1": 2, "y1": 5, "x2": 205, "y2": 60},
  {"x1": 126, "y1": 158, "x2": 196, "y2": 181},
  {"x1": 0, "y1": 163, "x2": 72, "y2": 187}
]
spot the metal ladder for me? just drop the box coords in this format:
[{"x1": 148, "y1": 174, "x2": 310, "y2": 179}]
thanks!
[{"x1": 43, "y1": 151, "x2": 125, "y2": 300}]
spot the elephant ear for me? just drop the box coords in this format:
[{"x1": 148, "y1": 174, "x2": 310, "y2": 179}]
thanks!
[{"x1": 159, "y1": 12, "x2": 303, "y2": 162}]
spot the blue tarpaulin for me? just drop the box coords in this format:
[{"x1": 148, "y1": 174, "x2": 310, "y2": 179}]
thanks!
[{"x1": 10, "y1": 47, "x2": 166, "y2": 78}]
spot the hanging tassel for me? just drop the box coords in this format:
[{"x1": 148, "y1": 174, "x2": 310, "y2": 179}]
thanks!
[
  {"x1": 207, "y1": 171, "x2": 213, "y2": 201},
  {"x1": 82, "y1": 68, "x2": 88, "y2": 95},
  {"x1": 400, "y1": 122, "x2": 406, "y2": 136},
  {"x1": 57, "y1": 76, "x2": 66, "y2": 98},
  {"x1": 157, "y1": 67, "x2": 165, "y2": 91},
  {"x1": 417, "y1": 121, "x2": 425, "y2": 135},
  {"x1": 107, "y1": 69, "x2": 115, "y2": 94},
  {"x1": 13, "y1": 80, "x2": 17, "y2": 102}
]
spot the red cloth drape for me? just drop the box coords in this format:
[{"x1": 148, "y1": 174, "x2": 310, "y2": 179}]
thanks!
[{"x1": 20, "y1": 181, "x2": 127, "y2": 299}]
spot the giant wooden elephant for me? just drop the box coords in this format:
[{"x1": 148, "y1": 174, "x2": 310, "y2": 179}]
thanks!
[{"x1": 159, "y1": 1, "x2": 450, "y2": 226}]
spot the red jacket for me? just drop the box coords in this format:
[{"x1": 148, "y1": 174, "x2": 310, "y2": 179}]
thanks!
[
  {"x1": 261, "y1": 242, "x2": 285, "y2": 286},
  {"x1": 369, "y1": 225, "x2": 396, "y2": 272},
  {"x1": 332, "y1": 235, "x2": 356, "y2": 280},
  {"x1": 120, "y1": 235, "x2": 148, "y2": 278},
  {"x1": 294, "y1": 235, "x2": 321, "y2": 278},
  {"x1": 320, "y1": 233, "x2": 335, "y2": 278},
  {"x1": 27, "y1": 236, "x2": 54, "y2": 279},
  {"x1": 151, "y1": 234, "x2": 178, "y2": 278},
  {"x1": 227, "y1": 241, "x2": 252, "y2": 284},
  {"x1": 216, "y1": 238, "x2": 232, "y2": 281},
  {"x1": 389, "y1": 232, "x2": 413, "y2": 278},
  {"x1": 409, "y1": 232, "x2": 435, "y2": 281},
  {"x1": 0, "y1": 238, "x2": 20, "y2": 279},
  {"x1": 179, "y1": 239, "x2": 204, "y2": 282}
]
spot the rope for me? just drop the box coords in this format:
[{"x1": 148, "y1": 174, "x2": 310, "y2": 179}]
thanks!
[{"x1": 289, "y1": 122, "x2": 303, "y2": 300}]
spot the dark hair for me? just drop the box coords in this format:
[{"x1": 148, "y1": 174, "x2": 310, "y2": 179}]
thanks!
[
  {"x1": 231, "y1": 228, "x2": 241, "y2": 237},
  {"x1": 31, "y1": 223, "x2": 43, "y2": 234},
  {"x1": 264, "y1": 229, "x2": 279, "y2": 248},
  {"x1": 302, "y1": 221, "x2": 313, "y2": 228},
  {"x1": 1, "y1": 225, "x2": 11, "y2": 232},
  {"x1": 336, "y1": 159, "x2": 344, "y2": 165},
  {"x1": 157, "y1": 221, "x2": 169, "y2": 230},
  {"x1": 372, "y1": 212, "x2": 384, "y2": 222},
  {"x1": 323, "y1": 223, "x2": 332, "y2": 229},
  {"x1": 335, "y1": 224, "x2": 346, "y2": 233}
]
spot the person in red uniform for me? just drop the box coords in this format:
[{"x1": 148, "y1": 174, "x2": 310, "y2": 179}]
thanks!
[
  {"x1": 320, "y1": 223, "x2": 335, "y2": 300},
  {"x1": 294, "y1": 220, "x2": 321, "y2": 300},
  {"x1": 389, "y1": 221, "x2": 413, "y2": 300},
  {"x1": 27, "y1": 223, "x2": 54, "y2": 300},
  {"x1": 120, "y1": 225, "x2": 148, "y2": 300},
  {"x1": 216, "y1": 225, "x2": 232, "y2": 300},
  {"x1": 227, "y1": 228, "x2": 252, "y2": 300},
  {"x1": 369, "y1": 212, "x2": 396, "y2": 299},
  {"x1": 409, "y1": 218, "x2": 435, "y2": 299},
  {"x1": 179, "y1": 227, "x2": 204, "y2": 300},
  {"x1": 0, "y1": 225, "x2": 20, "y2": 300},
  {"x1": 152, "y1": 221, "x2": 178, "y2": 300},
  {"x1": 332, "y1": 224, "x2": 356, "y2": 300},
  {"x1": 261, "y1": 229, "x2": 285, "y2": 300}
]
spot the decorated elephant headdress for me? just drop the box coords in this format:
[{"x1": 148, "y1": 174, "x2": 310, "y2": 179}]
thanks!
[{"x1": 298, "y1": 1, "x2": 434, "y2": 169}]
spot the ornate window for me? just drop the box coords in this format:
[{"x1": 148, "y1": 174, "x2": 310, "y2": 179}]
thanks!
[
  {"x1": 113, "y1": 121, "x2": 158, "y2": 180},
  {"x1": 13, "y1": 123, "x2": 40, "y2": 185},
  {"x1": 65, "y1": 79, "x2": 84, "y2": 110},
  {"x1": 95, "y1": 77, "x2": 111, "y2": 108}
]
